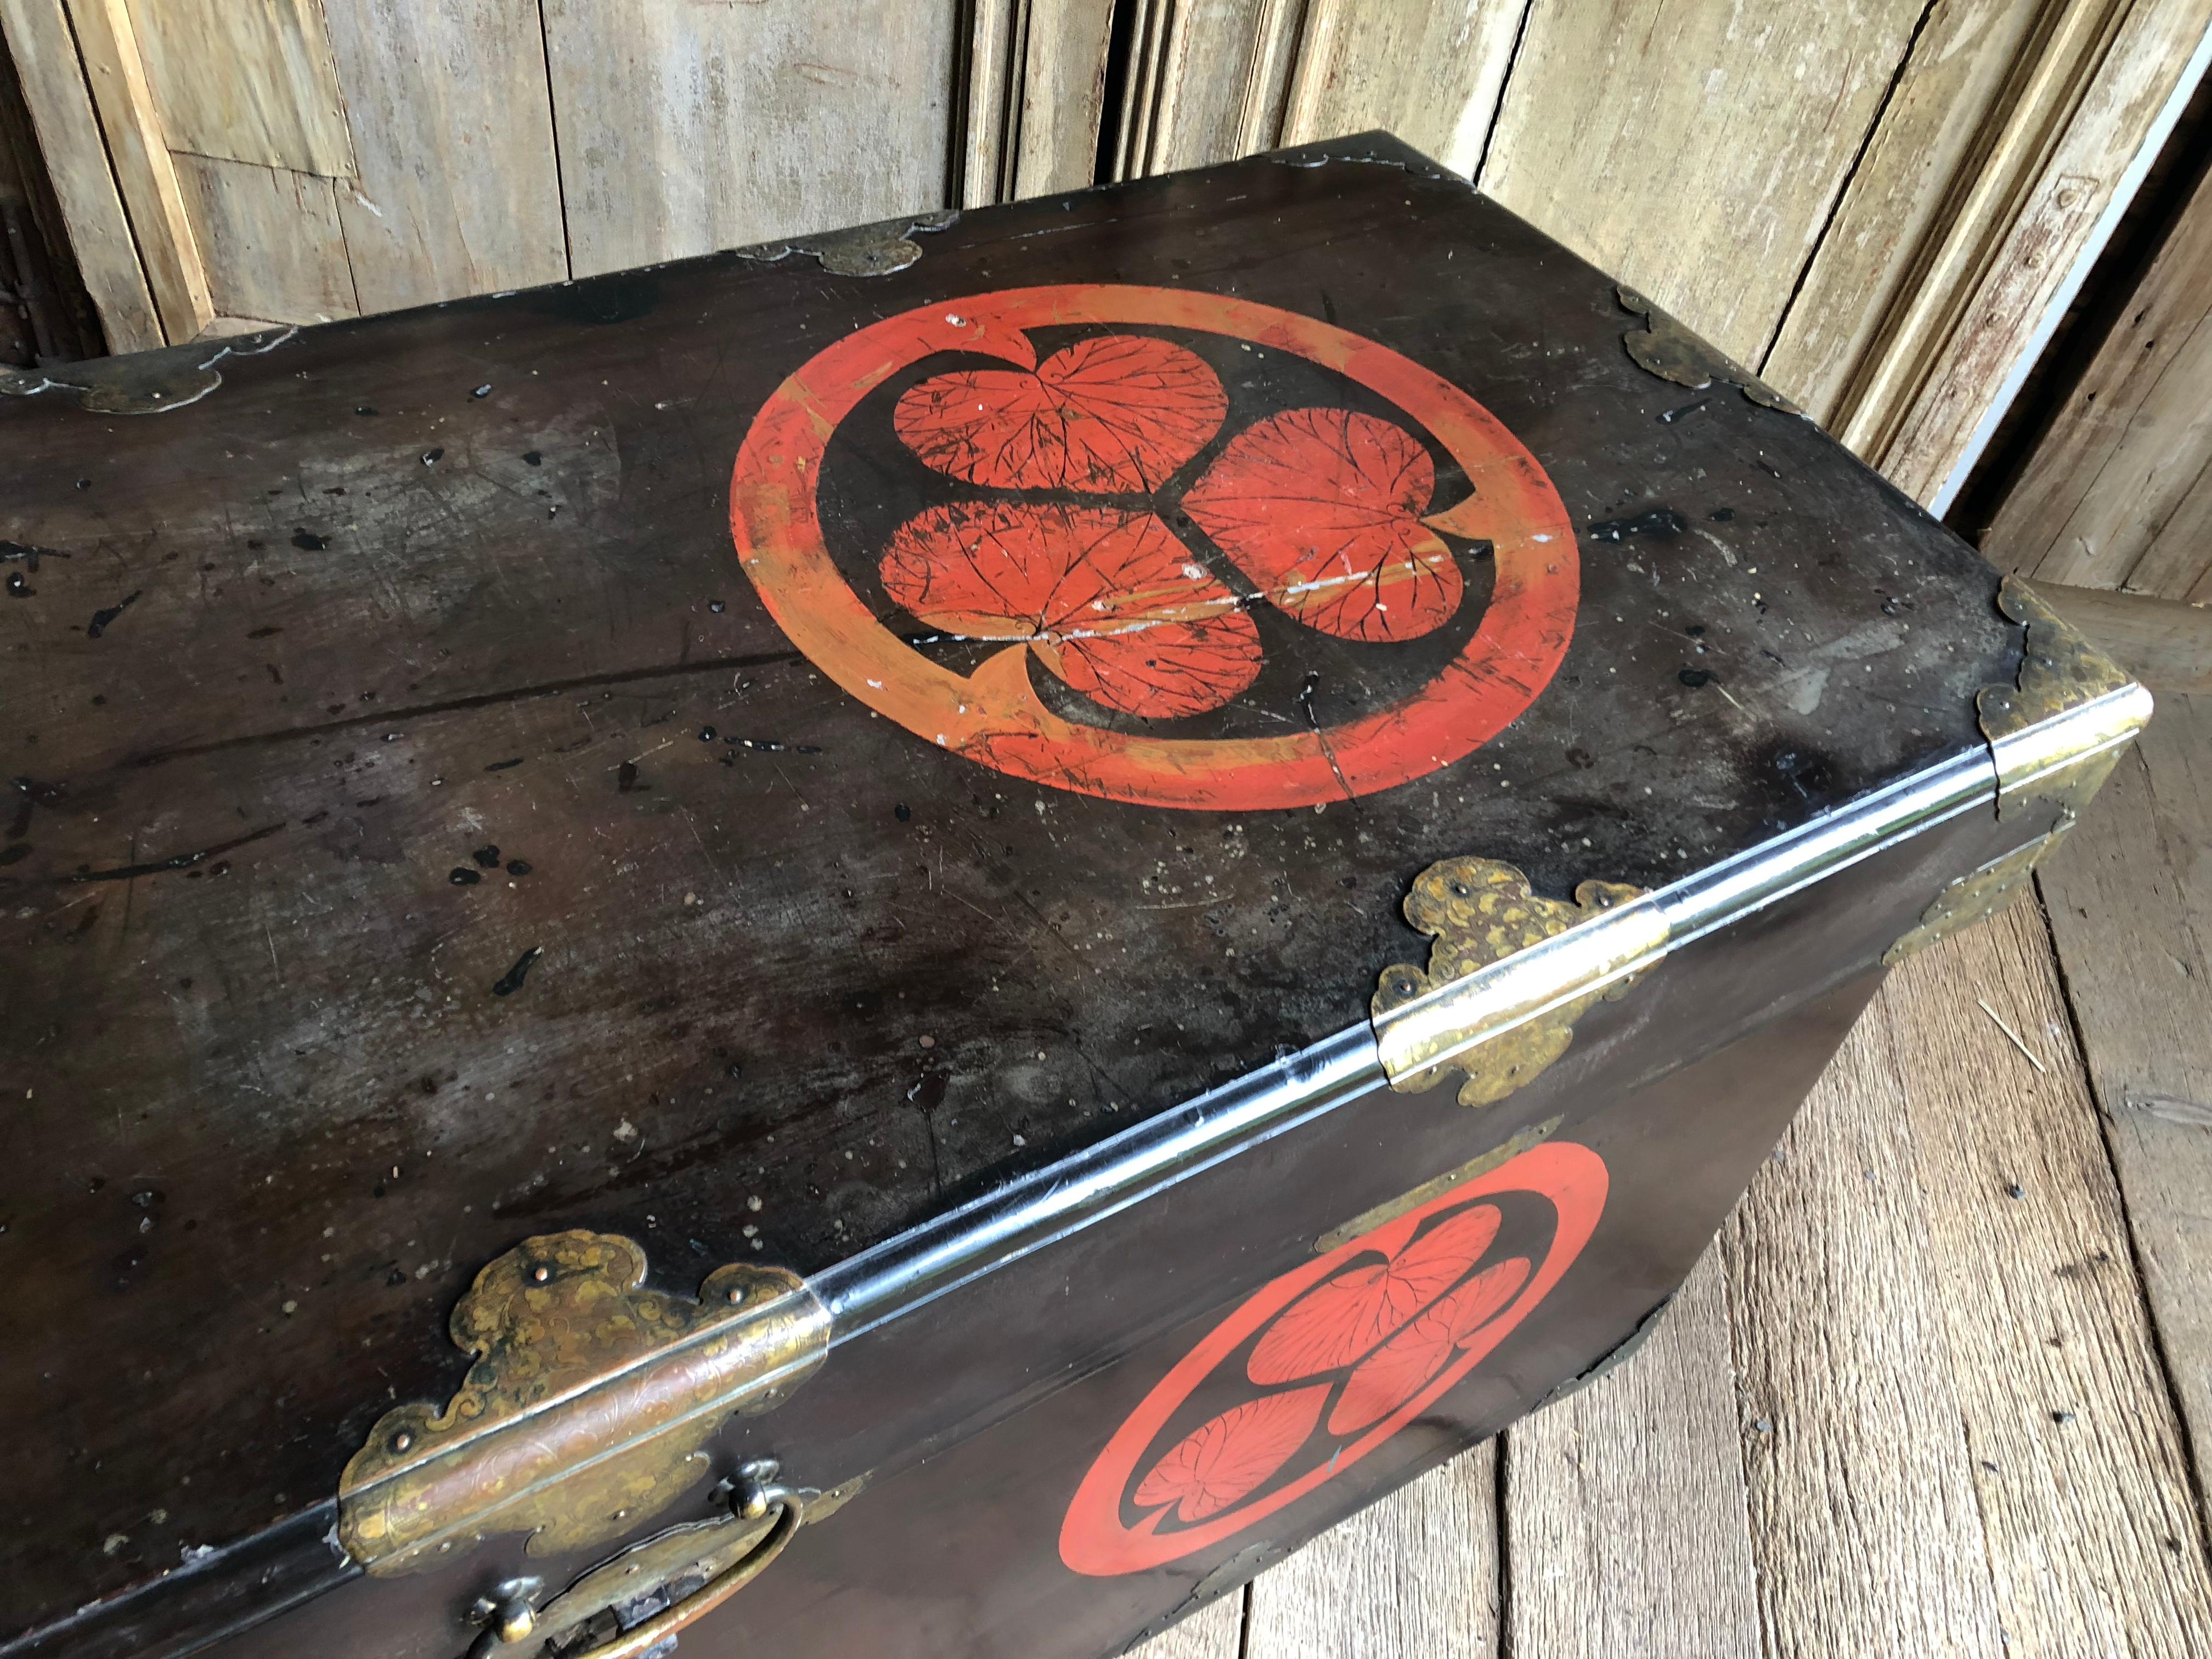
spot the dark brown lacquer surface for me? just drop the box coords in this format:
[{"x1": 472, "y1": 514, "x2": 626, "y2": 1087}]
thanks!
[{"x1": 0, "y1": 133, "x2": 2016, "y2": 1636}]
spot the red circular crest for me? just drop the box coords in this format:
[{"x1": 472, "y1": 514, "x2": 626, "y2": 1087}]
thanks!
[
  {"x1": 1059, "y1": 1139, "x2": 1606, "y2": 1575},
  {"x1": 729, "y1": 285, "x2": 1576, "y2": 811}
]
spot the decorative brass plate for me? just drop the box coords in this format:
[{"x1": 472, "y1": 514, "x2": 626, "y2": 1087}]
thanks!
[
  {"x1": 338, "y1": 1231, "x2": 828, "y2": 1577},
  {"x1": 1372, "y1": 856, "x2": 1664, "y2": 1108},
  {"x1": 1977, "y1": 577, "x2": 2152, "y2": 823}
]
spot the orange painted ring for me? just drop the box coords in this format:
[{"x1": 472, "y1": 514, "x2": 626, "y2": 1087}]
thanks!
[
  {"x1": 729, "y1": 285, "x2": 1577, "y2": 811},
  {"x1": 1057, "y1": 1140, "x2": 1608, "y2": 1576}
]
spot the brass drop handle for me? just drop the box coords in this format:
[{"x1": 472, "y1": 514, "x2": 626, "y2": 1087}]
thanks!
[{"x1": 470, "y1": 1463, "x2": 804, "y2": 1659}]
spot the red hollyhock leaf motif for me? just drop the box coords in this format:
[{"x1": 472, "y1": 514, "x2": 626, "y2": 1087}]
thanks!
[
  {"x1": 1246, "y1": 1204, "x2": 1502, "y2": 1385},
  {"x1": 894, "y1": 334, "x2": 1228, "y2": 492},
  {"x1": 1131, "y1": 1385, "x2": 1331, "y2": 1523},
  {"x1": 879, "y1": 499, "x2": 1261, "y2": 719},
  {"x1": 1183, "y1": 408, "x2": 1463, "y2": 642},
  {"x1": 1325, "y1": 1255, "x2": 1533, "y2": 1436}
]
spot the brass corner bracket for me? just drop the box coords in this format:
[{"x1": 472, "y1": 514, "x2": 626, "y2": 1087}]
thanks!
[
  {"x1": 1372, "y1": 856, "x2": 1667, "y2": 1108},
  {"x1": 1889, "y1": 577, "x2": 2153, "y2": 965},
  {"x1": 338, "y1": 1231, "x2": 828, "y2": 1577},
  {"x1": 1617, "y1": 285, "x2": 1802, "y2": 414}
]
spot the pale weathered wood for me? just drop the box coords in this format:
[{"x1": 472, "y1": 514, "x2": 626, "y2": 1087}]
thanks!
[
  {"x1": 1988, "y1": 142, "x2": 2212, "y2": 600},
  {"x1": 543, "y1": 0, "x2": 958, "y2": 278},
  {"x1": 2025, "y1": 581, "x2": 2212, "y2": 692},
  {"x1": 320, "y1": 0, "x2": 567, "y2": 312},
  {"x1": 1728, "y1": 904, "x2": 2212, "y2": 1655},
  {"x1": 0, "y1": 0, "x2": 160, "y2": 348},
  {"x1": 960, "y1": 0, "x2": 1017, "y2": 206},
  {"x1": 64, "y1": 0, "x2": 213, "y2": 341},
  {"x1": 1855, "y1": 0, "x2": 2212, "y2": 505},
  {"x1": 1245, "y1": 1442, "x2": 1498, "y2": 1658},
  {"x1": 122, "y1": 0, "x2": 355, "y2": 177},
  {"x1": 1006, "y1": 0, "x2": 1118, "y2": 199},
  {"x1": 1125, "y1": 1589, "x2": 1245, "y2": 1659},
  {"x1": 1760, "y1": 0, "x2": 2050, "y2": 422},
  {"x1": 1279, "y1": 0, "x2": 1526, "y2": 179},
  {"x1": 1114, "y1": 0, "x2": 1304, "y2": 177},
  {"x1": 1503, "y1": 1246, "x2": 1760, "y2": 1659},
  {"x1": 2038, "y1": 692, "x2": 2212, "y2": 1508},
  {"x1": 171, "y1": 152, "x2": 356, "y2": 324},
  {"x1": 1478, "y1": 0, "x2": 1927, "y2": 366}
]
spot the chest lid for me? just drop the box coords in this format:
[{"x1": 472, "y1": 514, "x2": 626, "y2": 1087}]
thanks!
[{"x1": 1, "y1": 133, "x2": 2039, "y2": 1635}]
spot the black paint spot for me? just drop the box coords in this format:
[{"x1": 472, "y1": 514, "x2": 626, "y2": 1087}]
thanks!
[
  {"x1": 698, "y1": 726, "x2": 716, "y2": 742},
  {"x1": 907, "y1": 1070, "x2": 949, "y2": 1113},
  {"x1": 1588, "y1": 509, "x2": 1687, "y2": 543},
  {"x1": 1709, "y1": 507, "x2": 1736, "y2": 522},
  {"x1": 486, "y1": 756, "x2": 524, "y2": 771},
  {"x1": 618, "y1": 760, "x2": 644, "y2": 793},
  {"x1": 1685, "y1": 623, "x2": 1706, "y2": 637},
  {"x1": 1565, "y1": 746, "x2": 1595, "y2": 770},
  {"x1": 421, "y1": 448, "x2": 443, "y2": 466},
  {"x1": 708, "y1": 600, "x2": 725, "y2": 613},
  {"x1": 5, "y1": 572, "x2": 29, "y2": 598},
  {"x1": 521, "y1": 450, "x2": 542, "y2": 466},
  {"x1": 64, "y1": 821, "x2": 283, "y2": 883},
  {"x1": 506, "y1": 859, "x2": 532, "y2": 876},
  {"x1": 471, "y1": 384, "x2": 492, "y2": 399},
  {"x1": 291, "y1": 529, "x2": 329, "y2": 551},
  {"x1": 0, "y1": 844, "x2": 29, "y2": 865},
  {"x1": 247, "y1": 625, "x2": 281, "y2": 639},
  {"x1": 893, "y1": 803, "x2": 912, "y2": 822},
  {"x1": 449, "y1": 867, "x2": 482, "y2": 885},
  {"x1": 493, "y1": 946, "x2": 543, "y2": 997},
  {"x1": 1, "y1": 538, "x2": 67, "y2": 571},
  {"x1": 1678, "y1": 668, "x2": 1712, "y2": 688},
  {"x1": 1658, "y1": 398, "x2": 1708, "y2": 424},
  {"x1": 354, "y1": 405, "x2": 377, "y2": 416},
  {"x1": 472, "y1": 844, "x2": 501, "y2": 867},
  {"x1": 86, "y1": 590, "x2": 141, "y2": 638},
  {"x1": 529, "y1": 271, "x2": 661, "y2": 328}
]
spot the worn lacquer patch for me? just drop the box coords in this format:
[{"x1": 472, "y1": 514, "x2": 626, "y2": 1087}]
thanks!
[{"x1": 729, "y1": 285, "x2": 1578, "y2": 810}]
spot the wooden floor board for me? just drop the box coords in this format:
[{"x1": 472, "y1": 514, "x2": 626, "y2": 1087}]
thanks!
[
  {"x1": 1242, "y1": 1443, "x2": 1499, "y2": 1658},
  {"x1": 1501, "y1": 1245, "x2": 1761, "y2": 1659},
  {"x1": 2039, "y1": 694, "x2": 2212, "y2": 1515}
]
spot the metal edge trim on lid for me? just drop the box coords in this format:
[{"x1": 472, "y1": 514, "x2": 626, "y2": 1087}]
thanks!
[{"x1": 820, "y1": 732, "x2": 2013, "y2": 1345}]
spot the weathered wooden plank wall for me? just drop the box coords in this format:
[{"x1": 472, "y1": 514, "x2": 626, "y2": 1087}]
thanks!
[{"x1": 5, "y1": 0, "x2": 2205, "y2": 522}]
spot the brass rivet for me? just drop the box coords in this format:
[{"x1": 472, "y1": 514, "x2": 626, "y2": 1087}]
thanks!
[
  {"x1": 495, "y1": 1602, "x2": 535, "y2": 1644},
  {"x1": 392, "y1": 1431, "x2": 413, "y2": 1452},
  {"x1": 726, "y1": 1286, "x2": 747, "y2": 1304},
  {"x1": 531, "y1": 1265, "x2": 551, "y2": 1283}
]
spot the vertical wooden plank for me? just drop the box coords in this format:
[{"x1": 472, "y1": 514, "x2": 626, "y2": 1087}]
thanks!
[
  {"x1": 1244, "y1": 1444, "x2": 1499, "y2": 1657},
  {"x1": 171, "y1": 153, "x2": 356, "y2": 325},
  {"x1": 319, "y1": 0, "x2": 567, "y2": 313},
  {"x1": 1279, "y1": 0, "x2": 1526, "y2": 179},
  {"x1": 960, "y1": 0, "x2": 1019, "y2": 206},
  {"x1": 1850, "y1": 0, "x2": 2212, "y2": 506},
  {"x1": 1478, "y1": 0, "x2": 1928, "y2": 365},
  {"x1": 1127, "y1": 1590, "x2": 1245, "y2": 1659},
  {"x1": 543, "y1": 0, "x2": 959, "y2": 278},
  {"x1": 1728, "y1": 907, "x2": 2212, "y2": 1655},
  {"x1": 1983, "y1": 150, "x2": 2212, "y2": 598},
  {"x1": 1759, "y1": 0, "x2": 2050, "y2": 422},
  {"x1": 1132, "y1": 0, "x2": 1305, "y2": 175},
  {"x1": 0, "y1": 0, "x2": 159, "y2": 348},
  {"x1": 2038, "y1": 695, "x2": 2212, "y2": 1508},
  {"x1": 121, "y1": 0, "x2": 355, "y2": 177},
  {"x1": 1007, "y1": 0, "x2": 1117, "y2": 199},
  {"x1": 63, "y1": 0, "x2": 213, "y2": 341},
  {"x1": 1503, "y1": 1247, "x2": 1761, "y2": 1659}
]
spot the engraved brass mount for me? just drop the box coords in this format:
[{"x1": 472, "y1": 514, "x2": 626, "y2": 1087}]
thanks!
[
  {"x1": 1371, "y1": 856, "x2": 1667, "y2": 1107},
  {"x1": 338, "y1": 1231, "x2": 828, "y2": 1580},
  {"x1": 1888, "y1": 578, "x2": 2151, "y2": 963}
]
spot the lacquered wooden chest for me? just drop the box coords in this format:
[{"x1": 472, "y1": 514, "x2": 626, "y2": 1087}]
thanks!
[{"x1": 0, "y1": 134, "x2": 2147, "y2": 1659}]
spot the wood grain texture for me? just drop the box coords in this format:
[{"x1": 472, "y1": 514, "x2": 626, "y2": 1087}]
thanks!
[
  {"x1": 2038, "y1": 693, "x2": 2212, "y2": 1508},
  {"x1": 319, "y1": 0, "x2": 567, "y2": 312},
  {"x1": 1279, "y1": 0, "x2": 1526, "y2": 179},
  {"x1": 63, "y1": 0, "x2": 213, "y2": 341},
  {"x1": 1503, "y1": 1246, "x2": 1759, "y2": 1659},
  {"x1": 543, "y1": 0, "x2": 958, "y2": 277},
  {"x1": 1727, "y1": 902, "x2": 2212, "y2": 1656},
  {"x1": 961, "y1": 0, "x2": 1019, "y2": 205},
  {"x1": 1855, "y1": 0, "x2": 2212, "y2": 505},
  {"x1": 1987, "y1": 142, "x2": 2212, "y2": 600},
  {"x1": 122, "y1": 0, "x2": 355, "y2": 177},
  {"x1": 1760, "y1": 0, "x2": 2049, "y2": 422},
  {"x1": 1126, "y1": 1590, "x2": 1244, "y2": 1659},
  {"x1": 2024, "y1": 581, "x2": 2212, "y2": 692},
  {"x1": 171, "y1": 152, "x2": 356, "y2": 325},
  {"x1": 1115, "y1": 0, "x2": 1305, "y2": 177},
  {"x1": 1008, "y1": 0, "x2": 1118, "y2": 199},
  {"x1": 1478, "y1": 0, "x2": 1926, "y2": 365},
  {"x1": 0, "y1": 0, "x2": 160, "y2": 348},
  {"x1": 1244, "y1": 1443, "x2": 1499, "y2": 1658}
]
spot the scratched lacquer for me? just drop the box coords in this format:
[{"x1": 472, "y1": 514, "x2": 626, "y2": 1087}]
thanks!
[{"x1": 729, "y1": 284, "x2": 1578, "y2": 809}]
